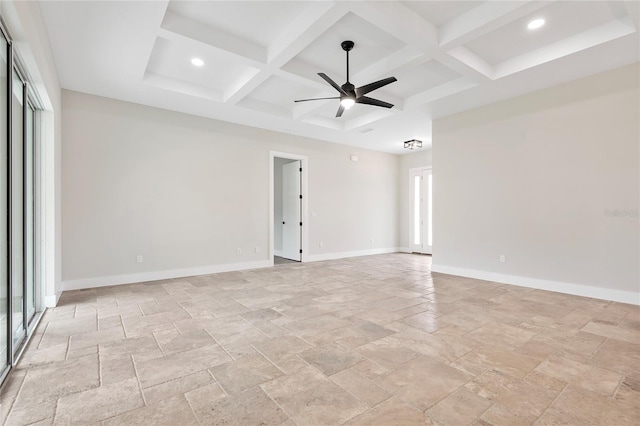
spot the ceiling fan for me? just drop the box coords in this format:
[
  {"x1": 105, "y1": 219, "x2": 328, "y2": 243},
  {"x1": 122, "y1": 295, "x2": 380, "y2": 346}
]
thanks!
[{"x1": 294, "y1": 40, "x2": 397, "y2": 118}]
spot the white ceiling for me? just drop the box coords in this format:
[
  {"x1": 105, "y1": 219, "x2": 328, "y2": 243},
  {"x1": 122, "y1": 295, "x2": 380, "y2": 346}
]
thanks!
[{"x1": 39, "y1": 0, "x2": 639, "y2": 154}]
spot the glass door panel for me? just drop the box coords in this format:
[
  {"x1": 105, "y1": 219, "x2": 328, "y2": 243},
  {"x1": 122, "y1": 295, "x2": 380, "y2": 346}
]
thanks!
[
  {"x1": 0, "y1": 32, "x2": 8, "y2": 375},
  {"x1": 26, "y1": 103, "x2": 35, "y2": 321},
  {"x1": 425, "y1": 171, "x2": 433, "y2": 252},
  {"x1": 413, "y1": 175, "x2": 421, "y2": 245},
  {"x1": 410, "y1": 168, "x2": 432, "y2": 255},
  {"x1": 11, "y1": 68, "x2": 24, "y2": 348}
]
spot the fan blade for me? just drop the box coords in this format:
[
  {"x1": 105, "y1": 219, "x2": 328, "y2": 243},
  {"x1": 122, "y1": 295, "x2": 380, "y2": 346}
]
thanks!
[
  {"x1": 336, "y1": 104, "x2": 345, "y2": 118},
  {"x1": 355, "y1": 77, "x2": 397, "y2": 97},
  {"x1": 294, "y1": 97, "x2": 340, "y2": 102},
  {"x1": 356, "y1": 96, "x2": 394, "y2": 109},
  {"x1": 319, "y1": 73, "x2": 348, "y2": 95}
]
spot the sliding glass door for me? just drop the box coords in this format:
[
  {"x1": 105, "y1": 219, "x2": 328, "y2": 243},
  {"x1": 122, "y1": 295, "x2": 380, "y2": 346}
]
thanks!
[{"x1": 0, "y1": 20, "x2": 42, "y2": 385}]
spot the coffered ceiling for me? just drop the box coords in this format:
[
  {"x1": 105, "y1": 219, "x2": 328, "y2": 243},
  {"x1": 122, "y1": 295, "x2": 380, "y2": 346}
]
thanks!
[{"x1": 39, "y1": 1, "x2": 639, "y2": 154}]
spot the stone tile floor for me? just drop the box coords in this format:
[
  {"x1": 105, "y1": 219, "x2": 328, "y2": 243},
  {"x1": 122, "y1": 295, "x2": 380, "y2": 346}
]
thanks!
[{"x1": 1, "y1": 253, "x2": 638, "y2": 425}]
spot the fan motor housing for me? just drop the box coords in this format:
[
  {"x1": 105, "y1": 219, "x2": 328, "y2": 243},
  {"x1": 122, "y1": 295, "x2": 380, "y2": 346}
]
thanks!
[
  {"x1": 341, "y1": 40, "x2": 354, "y2": 52},
  {"x1": 341, "y1": 82, "x2": 355, "y2": 94}
]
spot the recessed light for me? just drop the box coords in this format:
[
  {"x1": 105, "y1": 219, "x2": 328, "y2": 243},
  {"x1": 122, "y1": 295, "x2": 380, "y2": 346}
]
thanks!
[
  {"x1": 191, "y1": 57, "x2": 204, "y2": 67},
  {"x1": 527, "y1": 18, "x2": 545, "y2": 30}
]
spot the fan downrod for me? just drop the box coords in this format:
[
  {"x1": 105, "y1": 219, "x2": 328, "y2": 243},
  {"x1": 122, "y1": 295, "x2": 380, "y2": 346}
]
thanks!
[{"x1": 341, "y1": 40, "x2": 354, "y2": 52}]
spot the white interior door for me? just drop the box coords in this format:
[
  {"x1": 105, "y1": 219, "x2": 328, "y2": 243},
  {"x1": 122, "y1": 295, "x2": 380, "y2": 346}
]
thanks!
[
  {"x1": 410, "y1": 168, "x2": 432, "y2": 254},
  {"x1": 282, "y1": 160, "x2": 301, "y2": 261}
]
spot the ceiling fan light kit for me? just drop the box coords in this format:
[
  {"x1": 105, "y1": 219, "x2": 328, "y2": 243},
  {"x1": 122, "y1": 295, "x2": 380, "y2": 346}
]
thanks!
[{"x1": 294, "y1": 40, "x2": 397, "y2": 118}]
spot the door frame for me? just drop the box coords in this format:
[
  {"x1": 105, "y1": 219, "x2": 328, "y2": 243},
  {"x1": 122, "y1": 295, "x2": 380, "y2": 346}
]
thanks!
[
  {"x1": 269, "y1": 151, "x2": 308, "y2": 266},
  {"x1": 409, "y1": 166, "x2": 433, "y2": 255}
]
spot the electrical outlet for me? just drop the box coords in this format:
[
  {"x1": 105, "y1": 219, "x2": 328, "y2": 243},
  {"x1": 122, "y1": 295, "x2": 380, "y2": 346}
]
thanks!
[
  {"x1": 371, "y1": 238, "x2": 374, "y2": 245},
  {"x1": 255, "y1": 246, "x2": 260, "y2": 253},
  {"x1": 236, "y1": 248, "x2": 242, "y2": 255},
  {"x1": 499, "y1": 255, "x2": 506, "y2": 263},
  {"x1": 319, "y1": 242, "x2": 324, "y2": 248},
  {"x1": 136, "y1": 255, "x2": 143, "y2": 263}
]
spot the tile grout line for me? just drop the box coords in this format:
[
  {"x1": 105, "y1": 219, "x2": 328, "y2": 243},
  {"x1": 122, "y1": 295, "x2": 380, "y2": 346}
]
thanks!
[
  {"x1": 205, "y1": 368, "x2": 230, "y2": 398},
  {"x1": 532, "y1": 382, "x2": 570, "y2": 425},
  {"x1": 586, "y1": 336, "x2": 609, "y2": 364},
  {"x1": 130, "y1": 353, "x2": 148, "y2": 408},
  {"x1": 50, "y1": 396, "x2": 61, "y2": 425},
  {"x1": 183, "y1": 384, "x2": 205, "y2": 426},
  {"x1": 150, "y1": 331, "x2": 167, "y2": 357},
  {"x1": 259, "y1": 382, "x2": 300, "y2": 426},
  {"x1": 203, "y1": 330, "x2": 237, "y2": 362},
  {"x1": 611, "y1": 369, "x2": 626, "y2": 399},
  {"x1": 63, "y1": 335, "x2": 71, "y2": 360},
  {"x1": 36, "y1": 321, "x2": 53, "y2": 351},
  {"x1": 1, "y1": 370, "x2": 29, "y2": 426},
  {"x1": 344, "y1": 393, "x2": 394, "y2": 424},
  {"x1": 238, "y1": 315, "x2": 272, "y2": 339},
  {"x1": 475, "y1": 401, "x2": 496, "y2": 425},
  {"x1": 97, "y1": 344, "x2": 103, "y2": 387},
  {"x1": 249, "y1": 344, "x2": 288, "y2": 375}
]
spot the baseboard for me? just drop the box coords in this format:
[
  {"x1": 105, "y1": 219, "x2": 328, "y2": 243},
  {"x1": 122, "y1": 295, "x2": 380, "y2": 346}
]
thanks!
[
  {"x1": 62, "y1": 260, "x2": 272, "y2": 292},
  {"x1": 274, "y1": 250, "x2": 283, "y2": 257},
  {"x1": 44, "y1": 292, "x2": 61, "y2": 308},
  {"x1": 398, "y1": 247, "x2": 412, "y2": 253},
  {"x1": 306, "y1": 247, "x2": 402, "y2": 262},
  {"x1": 430, "y1": 263, "x2": 640, "y2": 305}
]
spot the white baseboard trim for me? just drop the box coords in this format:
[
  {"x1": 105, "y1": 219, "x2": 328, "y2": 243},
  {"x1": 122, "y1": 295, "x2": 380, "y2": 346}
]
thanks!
[
  {"x1": 398, "y1": 247, "x2": 412, "y2": 253},
  {"x1": 274, "y1": 250, "x2": 283, "y2": 257},
  {"x1": 44, "y1": 292, "x2": 61, "y2": 308},
  {"x1": 306, "y1": 247, "x2": 401, "y2": 263},
  {"x1": 430, "y1": 263, "x2": 640, "y2": 305},
  {"x1": 62, "y1": 260, "x2": 272, "y2": 292}
]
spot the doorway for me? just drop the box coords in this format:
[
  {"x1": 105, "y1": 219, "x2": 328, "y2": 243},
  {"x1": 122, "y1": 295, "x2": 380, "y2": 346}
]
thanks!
[
  {"x1": 270, "y1": 152, "x2": 308, "y2": 265},
  {"x1": 410, "y1": 167, "x2": 432, "y2": 254}
]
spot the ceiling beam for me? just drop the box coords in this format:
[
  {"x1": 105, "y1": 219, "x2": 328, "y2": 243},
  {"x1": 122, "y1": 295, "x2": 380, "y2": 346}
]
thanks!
[
  {"x1": 160, "y1": 11, "x2": 265, "y2": 64},
  {"x1": 445, "y1": 47, "x2": 494, "y2": 80},
  {"x1": 494, "y1": 19, "x2": 638, "y2": 79},
  {"x1": 225, "y1": 2, "x2": 349, "y2": 105},
  {"x1": 438, "y1": 1, "x2": 552, "y2": 50},
  {"x1": 404, "y1": 77, "x2": 478, "y2": 110}
]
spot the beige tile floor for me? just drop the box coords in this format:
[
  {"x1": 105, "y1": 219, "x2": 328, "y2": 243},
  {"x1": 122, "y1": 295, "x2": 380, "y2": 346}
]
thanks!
[{"x1": 1, "y1": 253, "x2": 638, "y2": 425}]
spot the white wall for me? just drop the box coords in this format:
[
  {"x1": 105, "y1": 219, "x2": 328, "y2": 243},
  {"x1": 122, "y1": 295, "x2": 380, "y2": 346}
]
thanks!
[
  {"x1": 432, "y1": 63, "x2": 639, "y2": 304},
  {"x1": 61, "y1": 90, "x2": 400, "y2": 288},
  {"x1": 398, "y1": 149, "x2": 432, "y2": 251},
  {"x1": 1, "y1": 0, "x2": 63, "y2": 306}
]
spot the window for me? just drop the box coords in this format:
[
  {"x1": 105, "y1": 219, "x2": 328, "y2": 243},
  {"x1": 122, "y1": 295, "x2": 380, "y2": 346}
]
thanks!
[{"x1": 410, "y1": 168, "x2": 432, "y2": 254}]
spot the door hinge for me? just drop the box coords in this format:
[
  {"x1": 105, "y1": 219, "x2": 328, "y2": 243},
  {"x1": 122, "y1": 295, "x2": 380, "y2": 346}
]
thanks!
[
  {"x1": 299, "y1": 222, "x2": 302, "y2": 226},
  {"x1": 299, "y1": 167, "x2": 302, "y2": 172},
  {"x1": 299, "y1": 249, "x2": 303, "y2": 254},
  {"x1": 299, "y1": 194, "x2": 303, "y2": 199}
]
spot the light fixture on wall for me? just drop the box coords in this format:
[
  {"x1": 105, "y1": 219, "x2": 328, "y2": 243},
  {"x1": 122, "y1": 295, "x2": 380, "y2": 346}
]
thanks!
[{"x1": 404, "y1": 139, "x2": 422, "y2": 150}]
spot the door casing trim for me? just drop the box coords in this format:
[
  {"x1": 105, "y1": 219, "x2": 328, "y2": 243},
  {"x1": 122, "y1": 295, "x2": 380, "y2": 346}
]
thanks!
[{"x1": 269, "y1": 151, "x2": 309, "y2": 265}]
